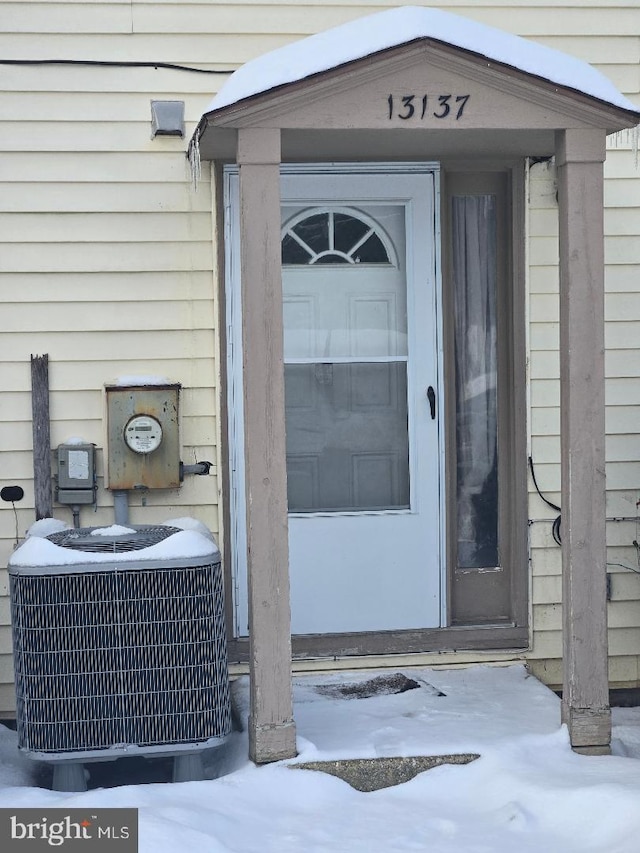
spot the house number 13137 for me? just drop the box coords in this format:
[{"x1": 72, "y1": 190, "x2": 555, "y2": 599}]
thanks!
[{"x1": 387, "y1": 94, "x2": 470, "y2": 120}]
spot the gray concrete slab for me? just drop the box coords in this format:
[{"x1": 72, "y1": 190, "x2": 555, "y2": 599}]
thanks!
[{"x1": 291, "y1": 753, "x2": 479, "y2": 792}]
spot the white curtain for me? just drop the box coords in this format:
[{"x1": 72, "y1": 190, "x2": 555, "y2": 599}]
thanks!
[{"x1": 451, "y1": 195, "x2": 499, "y2": 569}]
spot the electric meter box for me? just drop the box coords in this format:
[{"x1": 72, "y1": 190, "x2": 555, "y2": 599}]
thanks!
[
  {"x1": 105, "y1": 383, "x2": 181, "y2": 490},
  {"x1": 56, "y1": 443, "x2": 96, "y2": 505}
]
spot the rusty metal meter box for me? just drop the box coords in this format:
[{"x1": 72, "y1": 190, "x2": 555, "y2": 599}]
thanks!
[{"x1": 105, "y1": 383, "x2": 181, "y2": 490}]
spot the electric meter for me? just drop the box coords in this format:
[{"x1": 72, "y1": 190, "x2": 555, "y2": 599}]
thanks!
[
  {"x1": 106, "y1": 383, "x2": 180, "y2": 489},
  {"x1": 124, "y1": 414, "x2": 163, "y2": 455}
]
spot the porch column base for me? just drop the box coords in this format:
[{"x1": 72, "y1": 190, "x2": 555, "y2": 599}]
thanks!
[
  {"x1": 249, "y1": 720, "x2": 297, "y2": 764},
  {"x1": 562, "y1": 702, "x2": 611, "y2": 754},
  {"x1": 572, "y1": 745, "x2": 611, "y2": 757}
]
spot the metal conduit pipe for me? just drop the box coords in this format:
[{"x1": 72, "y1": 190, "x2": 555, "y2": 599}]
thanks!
[{"x1": 113, "y1": 490, "x2": 130, "y2": 526}]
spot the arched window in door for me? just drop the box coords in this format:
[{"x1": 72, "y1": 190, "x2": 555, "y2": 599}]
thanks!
[{"x1": 282, "y1": 208, "x2": 397, "y2": 266}]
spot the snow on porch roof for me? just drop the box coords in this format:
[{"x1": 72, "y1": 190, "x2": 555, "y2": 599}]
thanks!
[{"x1": 205, "y1": 5, "x2": 639, "y2": 118}]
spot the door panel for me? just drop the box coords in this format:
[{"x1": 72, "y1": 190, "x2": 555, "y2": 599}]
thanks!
[
  {"x1": 281, "y1": 170, "x2": 442, "y2": 635},
  {"x1": 224, "y1": 165, "x2": 443, "y2": 639}
]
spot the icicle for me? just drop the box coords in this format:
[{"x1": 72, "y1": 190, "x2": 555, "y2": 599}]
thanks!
[
  {"x1": 608, "y1": 125, "x2": 640, "y2": 168},
  {"x1": 188, "y1": 132, "x2": 202, "y2": 191}
]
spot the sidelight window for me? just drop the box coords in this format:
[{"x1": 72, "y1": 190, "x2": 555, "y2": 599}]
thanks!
[{"x1": 451, "y1": 194, "x2": 499, "y2": 570}]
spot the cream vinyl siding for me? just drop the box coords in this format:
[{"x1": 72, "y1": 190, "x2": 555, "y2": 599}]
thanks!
[
  {"x1": 526, "y1": 148, "x2": 640, "y2": 691},
  {"x1": 0, "y1": 2, "x2": 228, "y2": 715},
  {"x1": 602, "y1": 141, "x2": 640, "y2": 690},
  {"x1": 526, "y1": 159, "x2": 562, "y2": 689},
  {"x1": 1, "y1": 1, "x2": 640, "y2": 712}
]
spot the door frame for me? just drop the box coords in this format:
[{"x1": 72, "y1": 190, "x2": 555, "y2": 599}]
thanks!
[{"x1": 223, "y1": 161, "x2": 447, "y2": 640}]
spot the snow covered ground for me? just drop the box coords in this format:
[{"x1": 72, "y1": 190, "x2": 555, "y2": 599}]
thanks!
[{"x1": 0, "y1": 664, "x2": 639, "y2": 852}]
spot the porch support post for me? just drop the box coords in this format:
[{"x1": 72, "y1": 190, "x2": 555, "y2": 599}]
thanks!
[
  {"x1": 237, "y1": 127, "x2": 297, "y2": 763},
  {"x1": 556, "y1": 127, "x2": 610, "y2": 754}
]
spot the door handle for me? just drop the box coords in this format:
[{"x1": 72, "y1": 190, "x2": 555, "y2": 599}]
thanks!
[{"x1": 427, "y1": 386, "x2": 436, "y2": 420}]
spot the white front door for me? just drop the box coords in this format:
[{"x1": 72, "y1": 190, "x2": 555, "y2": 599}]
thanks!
[{"x1": 225, "y1": 164, "x2": 443, "y2": 637}]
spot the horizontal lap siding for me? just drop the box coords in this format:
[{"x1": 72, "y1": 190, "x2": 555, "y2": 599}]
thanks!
[
  {"x1": 2, "y1": 1, "x2": 640, "y2": 711},
  {"x1": 0, "y1": 1, "x2": 227, "y2": 714},
  {"x1": 527, "y1": 177, "x2": 559, "y2": 509},
  {"x1": 600, "y1": 141, "x2": 640, "y2": 689},
  {"x1": 528, "y1": 146, "x2": 640, "y2": 688}
]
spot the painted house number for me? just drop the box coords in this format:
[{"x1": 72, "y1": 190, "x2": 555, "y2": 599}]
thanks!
[{"x1": 387, "y1": 94, "x2": 470, "y2": 120}]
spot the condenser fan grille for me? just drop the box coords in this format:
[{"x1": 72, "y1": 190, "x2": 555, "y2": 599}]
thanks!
[
  {"x1": 10, "y1": 554, "x2": 232, "y2": 757},
  {"x1": 46, "y1": 525, "x2": 182, "y2": 553}
]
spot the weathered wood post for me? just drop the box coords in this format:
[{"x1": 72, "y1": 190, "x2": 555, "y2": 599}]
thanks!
[
  {"x1": 556, "y1": 128, "x2": 610, "y2": 753},
  {"x1": 237, "y1": 128, "x2": 297, "y2": 763},
  {"x1": 30, "y1": 354, "x2": 52, "y2": 520}
]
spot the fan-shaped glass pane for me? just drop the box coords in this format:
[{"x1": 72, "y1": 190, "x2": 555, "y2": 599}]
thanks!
[
  {"x1": 282, "y1": 209, "x2": 392, "y2": 266},
  {"x1": 352, "y1": 233, "x2": 388, "y2": 264},
  {"x1": 315, "y1": 253, "x2": 350, "y2": 265},
  {"x1": 333, "y1": 213, "x2": 370, "y2": 253},
  {"x1": 282, "y1": 233, "x2": 312, "y2": 265},
  {"x1": 294, "y1": 213, "x2": 329, "y2": 254}
]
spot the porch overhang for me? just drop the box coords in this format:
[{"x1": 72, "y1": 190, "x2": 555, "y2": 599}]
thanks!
[
  {"x1": 191, "y1": 6, "x2": 640, "y2": 765},
  {"x1": 191, "y1": 7, "x2": 639, "y2": 161}
]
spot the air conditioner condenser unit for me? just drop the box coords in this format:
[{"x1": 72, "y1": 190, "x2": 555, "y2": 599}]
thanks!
[{"x1": 9, "y1": 524, "x2": 232, "y2": 790}]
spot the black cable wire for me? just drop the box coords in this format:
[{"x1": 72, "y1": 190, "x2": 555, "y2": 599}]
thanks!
[
  {"x1": 11, "y1": 501, "x2": 19, "y2": 547},
  {"x1": 0, "y1": 59, "x2": 234, "y2": 74},
  {"x1": 608, "y1": 560, "x2": 640, "y2": 575},
  {"x1": 529, "y1": 455, "x2": 640, "y2": 577},
  {"x1": 528, "y1": 455, "x2": 562, "y2": 545}
]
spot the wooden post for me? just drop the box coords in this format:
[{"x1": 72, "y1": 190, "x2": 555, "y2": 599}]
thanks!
[
  {"x1": 237, "y1": 128, "x2": 297, "y2": 763},
  {"x1": 556, "y1": 128, "x2": 610, "y2": 754},
  {"x1": 30, "y1": 354, "x2": 52, "y2": 520}
]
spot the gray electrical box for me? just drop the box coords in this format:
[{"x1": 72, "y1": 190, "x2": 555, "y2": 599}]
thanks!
[
  {"x1": 56, "y1": 444, "x2": 96, "y2": 505},
  {"x1": 105, "y1": 383, "x2": 181, "y2": 490}
]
